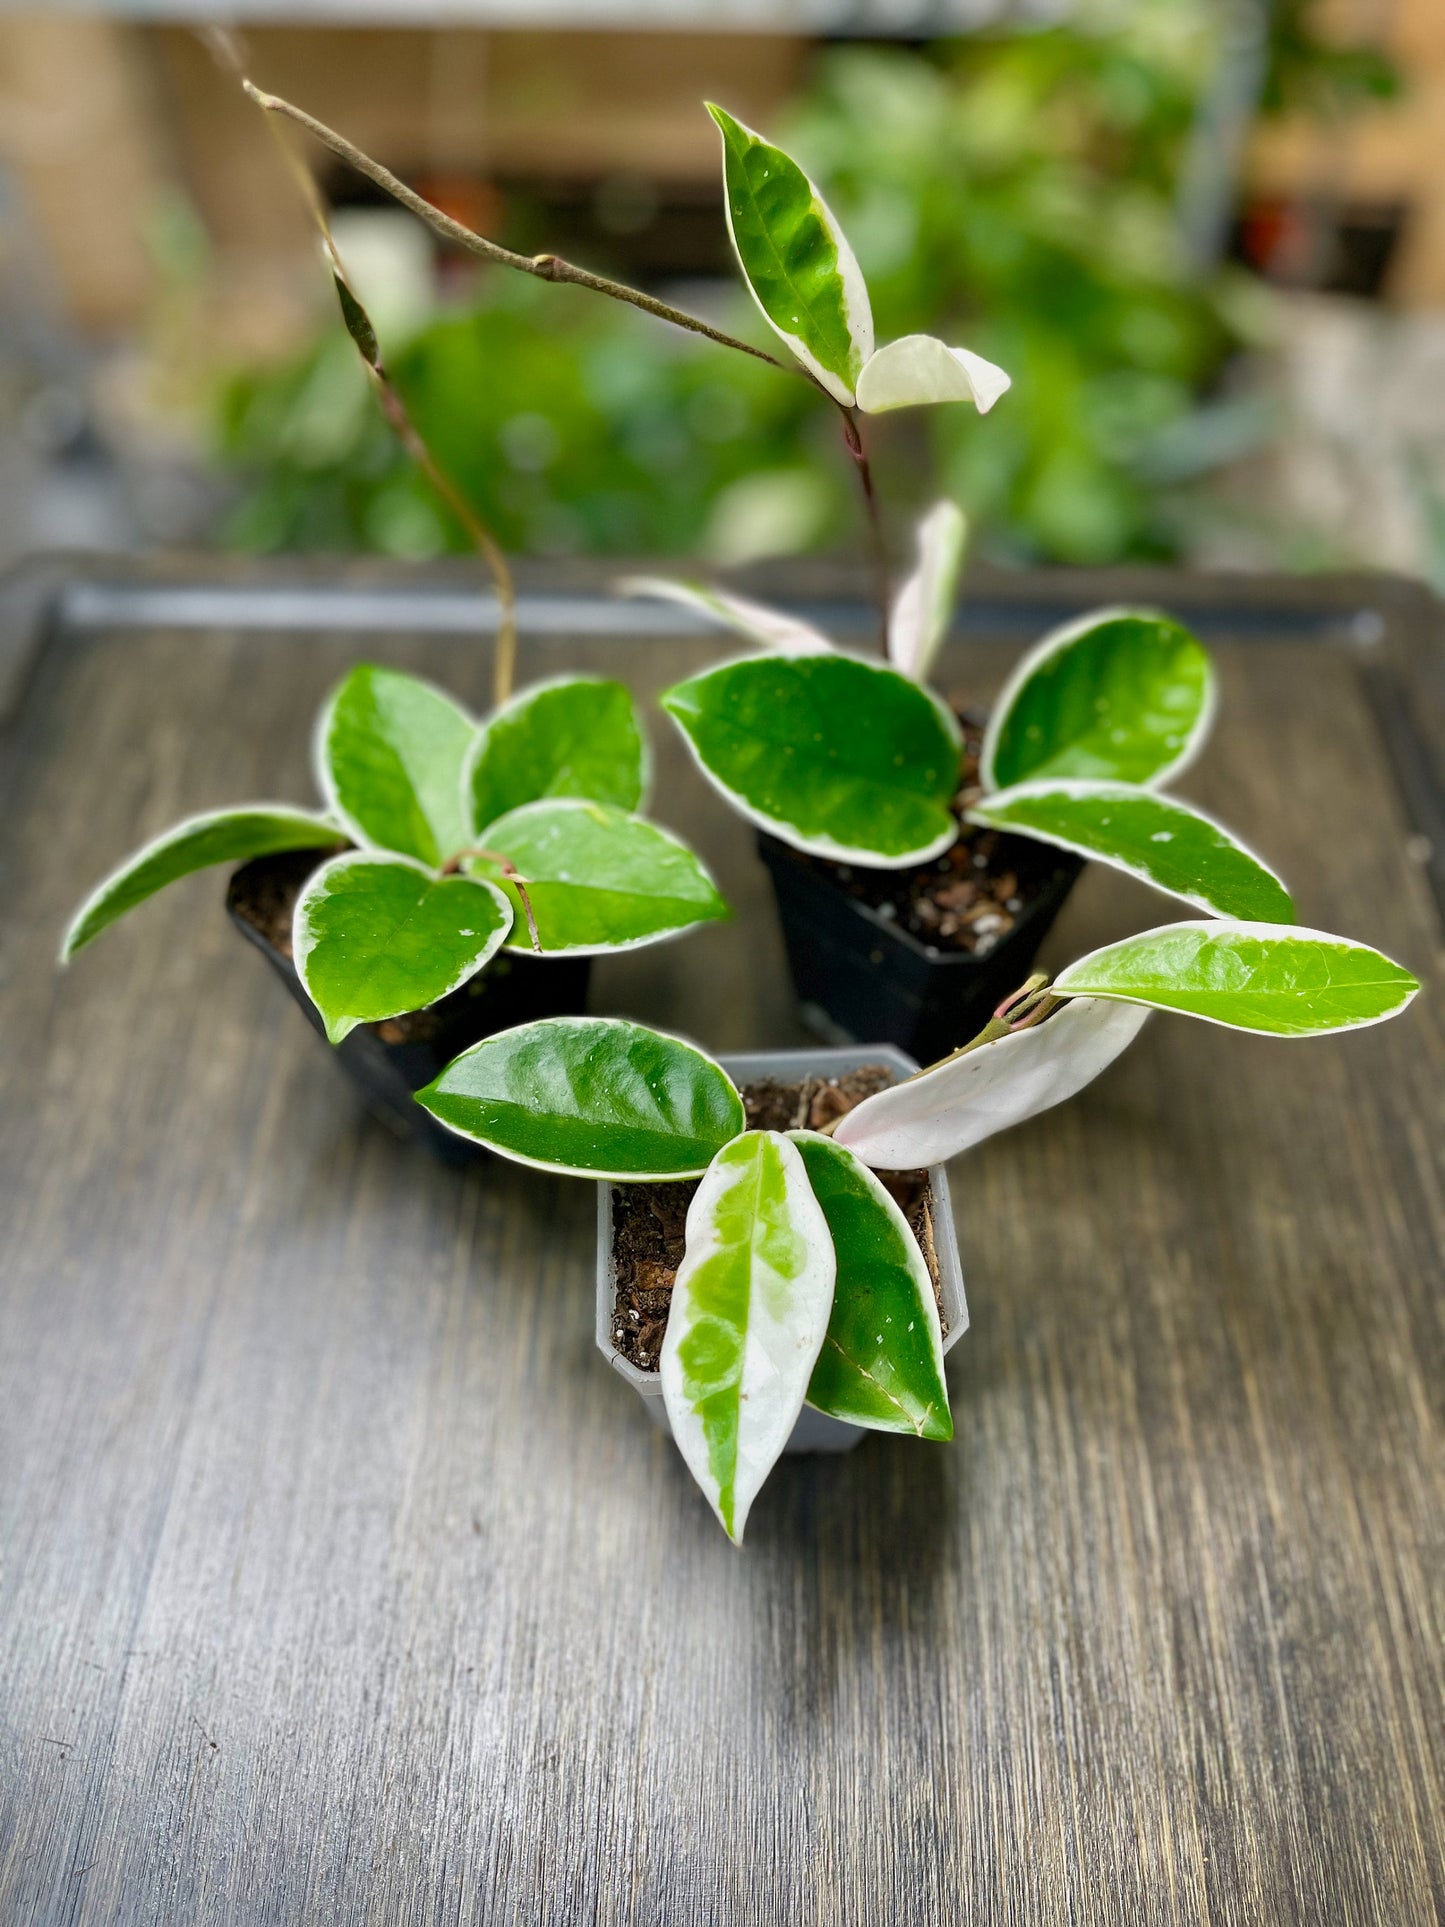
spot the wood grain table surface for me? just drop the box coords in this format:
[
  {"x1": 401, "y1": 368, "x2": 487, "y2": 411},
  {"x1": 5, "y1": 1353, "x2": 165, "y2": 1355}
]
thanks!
[{"x1": 0, "y1": 559, "x2": 1441, "y2": 1926}]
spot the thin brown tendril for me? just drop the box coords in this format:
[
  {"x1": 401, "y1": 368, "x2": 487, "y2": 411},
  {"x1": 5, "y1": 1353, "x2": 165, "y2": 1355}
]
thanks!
[
  {"x1": 225, "y1": 59, "x2": 518, "y2": 706},
  {"x1": 242, "y1": 84, "x2": 790, "y2": 377},
  {"x1": 240, "y1": 81, "x2": 892, "y2": 641}
]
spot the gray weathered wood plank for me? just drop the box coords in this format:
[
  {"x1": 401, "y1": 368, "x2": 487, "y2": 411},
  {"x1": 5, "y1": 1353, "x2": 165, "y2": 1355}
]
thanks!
[{"x1": 0, "y1": 564, "x2": 1440, "y2": 1925}]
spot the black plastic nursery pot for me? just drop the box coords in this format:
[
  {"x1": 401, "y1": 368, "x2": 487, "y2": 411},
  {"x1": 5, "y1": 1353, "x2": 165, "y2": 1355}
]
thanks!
[
  {"x1": 758, "y1": 831, "x2": 1083, "y2": 1069},
  {"x1": 226, "y1": 847, "x2": 591, "y2": 1163}
]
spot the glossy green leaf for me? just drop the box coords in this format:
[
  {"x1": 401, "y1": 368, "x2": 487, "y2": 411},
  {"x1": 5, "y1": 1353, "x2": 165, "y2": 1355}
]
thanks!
[
  {"x1": 856, "y1": 334, "x2": 1011, "y2": 415},
  {"x1": 317, "y1": 663, "x2": 476, "y2": 867},
  {"x1": 790, "y1": 1132, "x2": 950, "y2": 1439},
  {"x1": 61, "y1": 805, "x2": 341, "y2": 961},
  {"x1": 1054, "y1": 922, "x2": 1420, "y2": 1036},
  {"x1": 417, "y1": 1016, "x2": 744, "y2": 1177},
  {"x1": 708, "y1": 102, "x2": 872, "y2": 406},
  {"x1": 467, "y1": 676, "x2": 647, "y2": 835},
  {"x1": 293, "y1": 852, "x2": 511, "y2": 1044},
  {"x1": 466, "y1": 799, "x2": 728, "y2": 954},
  {"x1": 968, "y1": 781, "x2": 1294, "y2": 922},
  {"x1": 661, "y1": 652, "x2": 961, "y2": 867},
  {"x1": 618, "y1": 575, "x2": 833, "y2": 655},
  {"x1": 834, "y1": 996, "x2": 1149, "y2": 1167},
  {"x1": 888, "y1": 500, "x2": 966, "y2": 684},
  {"x1": 981, "y1": 609, "x2": 1215, "y2": 792},
  {"x1": 660, "y1": 1131, "x2": 836, "y2": 1543}
]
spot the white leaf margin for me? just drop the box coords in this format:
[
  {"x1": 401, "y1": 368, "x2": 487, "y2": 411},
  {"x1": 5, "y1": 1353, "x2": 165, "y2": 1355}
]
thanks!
[
  {"x1": 59, "y1": 802, "x2": 341, "y2": 964},
  {"x1": 664, "y1": 650, "x2": 964, "y2": 871},
  {"x1": 787, "y1": 1128, "x2": 947, "y2": 1434},
  {"x1": 709, "y1": 104, "x2": 874, "y2": 407},
  {"x1": 292, "y1": 847, "x2": 512, "y2": 1044},
  {"x1": 977, "y1": 606, "x2": 1218, "y2": 796},
  {"x1": 468, "y1": 798, "x2": 729, "y2": 958},
  {"x1": 1054, "y1": 921, "x2": 1423, "y2": 1037},
  {"x1": 660, "y1": 1129, "x2": 837, "y2": 1542},
  {"x1": 888, "y1": 500, "x2": 967, "y2": 683},
  {"x1": 419, "y1": 1014, "x2": 746, "y2": 1183},
  {"x1": 833, "y1": 995, "x2": 1149, "y2": 1168},
  {"x1": 617, "y1": 575, "x2": 834, "y2": 657},
  {"x1": 856, "y1": 335, "x2": 1011, "y2": 416},
  {"x1": 965, "y1": 779, "x2": 1294, "y2": 922},
  {"x1": 463, "y1": 671, "x2": 654, "y2": 841},
  {"x1": 312, "y1": 664, "x2": 479, "y2": 856}
]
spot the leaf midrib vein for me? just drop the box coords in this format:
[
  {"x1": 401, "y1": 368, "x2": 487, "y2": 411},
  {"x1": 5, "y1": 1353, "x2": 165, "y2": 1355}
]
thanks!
[{"x1": 729, "y1": 132, "x2": 849, "y2": 372}]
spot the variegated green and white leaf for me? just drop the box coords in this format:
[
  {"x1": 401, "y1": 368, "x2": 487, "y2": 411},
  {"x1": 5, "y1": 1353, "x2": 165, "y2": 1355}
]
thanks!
[
  {"x1": 708, "y1": 102, "x2": 873, "y2": 406},
  {"x1": 980, "y1": 608, "x2": 1214, "y2": 792},
  {"x1": 465, "y1": 799, "x2": 728, "y2": 953},
  {"x1": 618, "y1": 575, "x2": 833, "y2": 656},
  {"x1": 293, "y1": 851, "x2": 511, "y2": 1044},
  {"x1": 1054, "y1": 922, "x2": 1420, "y2": 1037},
  {"x1": 834, "y1": 995, "x2": 1149, "y2": 1167},
  {"x1": 660, "y1": 1130, "x2": 836, "y2": 1543},
  {"x1": 316, "y1": 663, "x2": 476, "y2": 867},
  {"x1": 789, "y1": 1132, "x2": 950, "y2": 1440},
  {"x1": 61, "y1": 805, "x2": 340, "y2": 961},
  {"x1": 467, "y1": 675, "x2": 647, "y2": 835},
  {"x1": 660, "y1": 652, "x2": 962, "y2": 867},
  {"x1": 967, "y1": 781, "x2": 1294, "y2": 922},
  {"x1": 855, "y1": 335, "x2": 1011, "y2": 415},
  {"x1": 416, "y1": 1016, "x2": 744, "y2": 1179},
  {"x1": 888, "y1": 500, "x2": 967, "y2": 684}
]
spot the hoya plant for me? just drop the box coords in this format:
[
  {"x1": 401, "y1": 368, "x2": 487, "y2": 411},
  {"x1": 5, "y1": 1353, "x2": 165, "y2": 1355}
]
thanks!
[
  {"x1": 61, "y1": 664, "x2": 727, "y2": 1042},
  {"x1": 414, "y1": 920, "x2": 1417, "y2": 1541},
  {"x1": 238, "y1": 84, "x2": 1015, "y2": 634},
  {"x1": 237, "y1": 79, "x2": 1280, "y2": 929},
  {"x1": 632, "y1": 519, "x2": 1292, "y2": 932}
]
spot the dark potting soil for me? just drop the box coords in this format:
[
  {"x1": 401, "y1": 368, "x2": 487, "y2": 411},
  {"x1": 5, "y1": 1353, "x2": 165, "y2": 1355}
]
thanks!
[
  {"x1": 228, "y1": 845, "x2": 451, "y2": 1044},
  {"x1": 610, "y1": 1066, "x2": 942, "y2": 1373},
  {"x1": 787, "y1": 710, "x2": 1065, "y2": 956}
]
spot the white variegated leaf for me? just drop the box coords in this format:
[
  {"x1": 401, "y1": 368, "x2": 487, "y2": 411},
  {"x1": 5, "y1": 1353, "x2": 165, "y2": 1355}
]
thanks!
[
  {"x1": 1054, "y1": 922, "x2": 1422, "y2": 1036},
  {"x1": 888, "y1": 500, "x2": 967, "y2": 683},
  {"x1": 966, "y1": 781, "x2": 1295, "y2": 923},
  {"x1": 856, "y1": 335, "x2": 1011, "y2": 416},
  {"x1": 708, "y1": 103, "x2": 874, "y2": 406},
  {"x1": 832, "y1": 996, "x2": 1149, "y2": 1168},
  {"x1": 618, "y1": 576, "x2": 833, "y2": 655},
  {"x1": 659, "y1": 1130, "x2": 836, "y2": 1543},
  {"x1": 292, "y1": 851, "x2": 512, "y2": 1045}
]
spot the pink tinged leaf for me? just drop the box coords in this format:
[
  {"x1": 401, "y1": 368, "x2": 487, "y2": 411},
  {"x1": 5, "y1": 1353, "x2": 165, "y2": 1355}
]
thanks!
[
  {"x1": 887, "y1": 500, "x2": 967, "y2": 683},
  {"x1": 618, "y1": 575, "x2": 833, "y2": 655},
  {"x1": 832, "y1": 995, "x2": 1149, "y2": 1168}
]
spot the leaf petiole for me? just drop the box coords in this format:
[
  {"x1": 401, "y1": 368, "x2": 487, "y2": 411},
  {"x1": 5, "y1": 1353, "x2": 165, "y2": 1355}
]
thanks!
[
  {"x1": 995, "y1": 974, "x2": 1063, "y2": 1033},
  {"x1": 840, "y1": 408, "x2": 890, "y2": 649},
  {"x1": 904, "y1": 972, "x2": 1059, "y2": 1083}
]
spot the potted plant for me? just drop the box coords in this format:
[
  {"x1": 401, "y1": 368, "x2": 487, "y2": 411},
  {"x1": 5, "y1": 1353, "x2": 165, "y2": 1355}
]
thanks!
[
  {"x1": 61, "y1": 75, "x2": 735, "y2": 1157},
  {"x1": 234, "y1": 80, "x2": 1287, "y2": 1064},
  {"x1": 413, "y1": 919, "x2": 1417, "y2": 1541},
  {"x1": 638, "y1": 548, "x2": 1259, "y2": 1059},
  {"x1": 60, "y1": 661, "x2": 727, "y2": 1157}
]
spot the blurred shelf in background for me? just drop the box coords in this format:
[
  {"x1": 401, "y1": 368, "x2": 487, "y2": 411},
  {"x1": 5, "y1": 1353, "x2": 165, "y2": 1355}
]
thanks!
[
  {"x1": 2, "y1": 2, "x2": 1444, "y2": 586},
  {"x1": 0, "y1": 15, "x2": 811, "y2": 343}
]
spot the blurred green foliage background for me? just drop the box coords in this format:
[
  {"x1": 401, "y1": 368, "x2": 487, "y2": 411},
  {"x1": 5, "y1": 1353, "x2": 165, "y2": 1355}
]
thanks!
[{"x1": 214, "y1": 9, "x2": 1386, "y2": 569}]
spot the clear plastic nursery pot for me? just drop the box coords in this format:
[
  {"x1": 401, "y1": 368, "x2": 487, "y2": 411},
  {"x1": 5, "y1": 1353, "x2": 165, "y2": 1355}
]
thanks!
[
  {"x1": 596, "y1": 1043, "x2": 968, "y2": 1455},
  {"x1": 757, "y1": 832, "x2": 1083, "y2": 1069},
  {"x1": 228, "y1": 849, "x2": 591, "y2": 1164}
]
